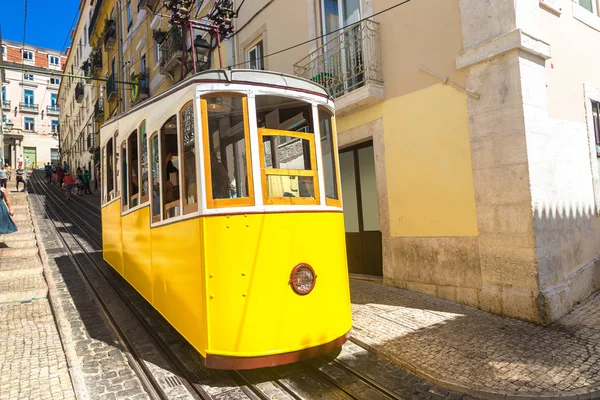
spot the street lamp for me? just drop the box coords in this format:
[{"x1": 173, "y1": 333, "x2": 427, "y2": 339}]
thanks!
[{"x1": 193, "y1": 34, "x2": 211, "y2": 72}]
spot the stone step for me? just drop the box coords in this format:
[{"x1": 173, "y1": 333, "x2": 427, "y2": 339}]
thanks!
[
  {"x1": 0, "y1": 232, "x2": 35, "y2": 242},
  {"x1": 13, "y1": 225, "x2": 34, "y2": 233},
  {"x1": 0, "y1": 256, "x2": 43, "y2": 279},
  {"x1": 11, "y1": 213, "x2": 31, "y2": 222},
  {"x1": 0, "y1": 274, "x2": 48, "y2": 303},
  {"x1": 12, "y1": 204, "x2": 29, "y2": 210},
  {"x1": 0, "y1": 246, "x2": 38, "y2": 258},
  {"x1": 0, "y1": 239, "x2": 37, "y2": 248}
]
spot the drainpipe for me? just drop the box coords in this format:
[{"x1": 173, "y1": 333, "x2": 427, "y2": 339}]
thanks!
[{"x1": 117, "y1": 0, "x2": 126, "y2": 113}]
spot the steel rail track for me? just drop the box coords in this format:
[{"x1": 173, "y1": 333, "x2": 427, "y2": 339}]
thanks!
[
  {"x1": 29, "y1": 173, "x2": 215, "y2": 400},
  {"x1": 32, "y1": 172, "x2": 408, "y2": 400}
]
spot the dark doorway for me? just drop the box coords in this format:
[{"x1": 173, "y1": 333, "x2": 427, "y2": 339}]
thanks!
[{"x1": 339, "y1": 141, "x2": 382, "y2": 276}]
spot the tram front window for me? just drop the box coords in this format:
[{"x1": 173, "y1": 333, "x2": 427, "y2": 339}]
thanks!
[
  {"x1": 204, "y1": 95, "x2": 250, "y2": 201},
  {"x1": 160, "y1": 115, "x2": 181, "y2": 219},
  {"x1": 255, "y1": 95, "x2": 319, "y2": 204}
]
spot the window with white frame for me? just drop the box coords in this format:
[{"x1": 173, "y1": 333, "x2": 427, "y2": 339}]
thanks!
[
  {"x1": 51, "y1": 120, "x2": 59, "y2": 133},
  {"x1": 23, "y1": 50, "x2": 34, "y2": 61},
  {"x1": 579, "y1": 0, "x2": 596, "y2": 13},
  {"x1": 247, "y1": 41, "x2": 264, "y2": 70},
  {"x1": 127, "y1": 0, "x2": 133, "y2": 30},
  {"x1": 1, "y1": 86, "x2": 6, "y2": 103},
  {"x1": 24, "y1": 89, "x2": 34, "y2": 105},
  {"x1": 24, "y1": 117, "x2": 35, "y2": 131},
  {"x1": 50, "y1": 77, "x2": 61, "y2": 85},
  {"x1": 24, "y1": 73, "x2": 34, "y2": 81},
  {"x1": 49, "y1": 55, "x2": 60, "y2": 65},
  {"x1": 154, "y1": 39, "x2": 160, "y2": 63},
  {"x1": 1, "y1": 45, "x2": 5, "y2": 60}
]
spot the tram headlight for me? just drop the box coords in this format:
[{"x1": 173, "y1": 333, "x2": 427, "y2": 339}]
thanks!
[{"x1": 289, "y1": 263, "x2": 316, "y2": 295}]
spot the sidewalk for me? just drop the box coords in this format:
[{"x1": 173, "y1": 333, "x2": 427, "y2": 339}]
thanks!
[
  {"x1": 350, "y1": 278, "x2": 600, "y2": 400},
  {"x1": 0, "y1": 184, "x2": 76, "y2": 400}
]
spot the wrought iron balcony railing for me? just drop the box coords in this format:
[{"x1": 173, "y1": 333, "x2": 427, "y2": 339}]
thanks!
[
  {"x1": 47, "y1": 105, "x2": 60, "y2": 115},
  {"x1": 293, "y1": 20, "x2": 382, "y2": 99},
  {"x1": 103, "y1": 19, "x2": 117, "y2": 50},
  {"x1": 75, "y1": 82, "x2": 84, "y2": 103},
  {"x1": 1, "y1": 100, "x2": 10, "y2": 110},
  {"x1": 19, "y1": 102, "x2": 39, "y2": 112},
  {"x1": 159, "y1": 26, "x2": 183, "y2": 74},
  {"x1": 106, "y1": 73, "x2": 118, "y2": 100},
  {"x1": 94, "y1": 99, "x2": 104, "y2": 122}
]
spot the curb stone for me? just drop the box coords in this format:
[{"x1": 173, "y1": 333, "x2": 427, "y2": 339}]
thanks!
[
  {"x1": 348, "y1": 335, "x2": 600, "y2": 400},
  {"x1": 29, "y1": 193, "x2": 91, "y2": 400}
]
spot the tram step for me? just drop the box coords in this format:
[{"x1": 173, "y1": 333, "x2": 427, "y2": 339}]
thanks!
[
  {"x1": 0, "y1": 256, "x2": 43, "y2": 279},
  {"x1": 0, "y1": 232, "x2": 36, "y2": 242},
  {"x1": 0, "y1": 274, "x2": 48, "y2": 303},
  {"x1": 0, "y1": 246, "x2": 38, "y2": 258}
]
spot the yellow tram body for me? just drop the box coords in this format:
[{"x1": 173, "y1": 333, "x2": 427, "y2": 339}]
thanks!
[{"x1": 99, "y1": 70, "x2": 351, "y2": 369}]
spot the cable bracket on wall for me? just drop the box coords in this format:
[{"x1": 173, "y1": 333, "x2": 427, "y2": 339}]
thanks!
[{"x1": 420, "y1": 66, "x2": 480, "y2": 100}]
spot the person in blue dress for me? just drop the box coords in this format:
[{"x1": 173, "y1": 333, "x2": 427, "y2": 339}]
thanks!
[{"x1": 0, "y1": 187, "x2": 17, "y2": 234}]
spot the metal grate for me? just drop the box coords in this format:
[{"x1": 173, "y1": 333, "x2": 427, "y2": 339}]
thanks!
[{"x1": 163, "y1": 376, "x2": 183, "y2": 388}]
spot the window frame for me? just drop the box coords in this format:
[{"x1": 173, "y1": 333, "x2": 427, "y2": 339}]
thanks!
[
  {"x1": 200, "y1": 93, "x2": 255, "y2": 209},
  {"x1": 178, "y1": 100, "x2": 199, "y2": 215},
  {"x1": 258, "y1": 127, "x2": 320, "y2": 206},
  {"x1": 318, "y1": 105, "x2": 342, "y2": 208},
  {"x1": 121, "y1": 140, "x2": 129, "y2": 212},
  {"x1": 247, "y1": 40, "x2": 264, "y2": 70},
  {"x1": 49, "y1": 55, "x2": 60, "y2": 66},
  {"x1": 159, "y1": 114, "x2": 182, "y2": 220},
  {"x1": 23, "y1": 50, "x2": 34, "y2": 61},
  {"x1": 139, "y1": 120, "x2": 150, "y2": 204},
  {"x1": 102, "y1": 145, "x2": 107, "y2": 204},
  {"x1": 149, "y1": 131, "x2": 161, "y2": 223},
  {"x1": 24, "y1": 116, "x2": 35, "y2": 132},
  {"x1": 127, "y1": 129, "x2": 140, "y2": 208}
]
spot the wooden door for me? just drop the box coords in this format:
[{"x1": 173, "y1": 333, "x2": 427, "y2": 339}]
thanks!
[{"x1": 339, "y1": 141, "x2": 382, "y2": 276}]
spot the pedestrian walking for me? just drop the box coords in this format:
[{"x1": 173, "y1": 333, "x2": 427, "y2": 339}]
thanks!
[
  {"x1": 15, "y1": 167, "x2": 26, "y2": 192},
  {"x1": 83, "y1": 167, "x2": 92, "y2": 195},
  {"x1": 45, "y1": 162, "x2": 52, "y2": 183},
  {"x1": 0, "y1": 165, "x2": 7, "y2": 188},
  {"x1": 0, "y1": 186, "x2": 17, "y2": 234},
  {"x1": 63, "y1": 172, "x2": 75, "y2": 200},
  {"x1": 5, "y1": 164, "x2": 11, "y2": 182}
]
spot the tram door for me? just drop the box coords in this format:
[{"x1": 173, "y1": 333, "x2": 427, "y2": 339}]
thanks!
[{"x1": 339, "y1": 141, "x2": 382, "y2": 276}]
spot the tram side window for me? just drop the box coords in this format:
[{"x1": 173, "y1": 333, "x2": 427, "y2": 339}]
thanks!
[
  {"x1": 122, "y1": 142, "x2": 128, "y2": 210},
  {"x1": 106, "y1": 137, "x2": 114, "y2": 199},
  {"x1": 128, "y1": 130, "x2": 139, "y2": 207},
  {"x1": 204, "y1": 96, "x2": 251, "y2": 201},
  {"x1": 140, "y1": 122, "x2": 149, "y2": 203},
  {"x1": 180, "y1": 102, "x2": 198, "y2": 213},
  {"x1": 255, "y1": 95, "x2": 318, "y2": 202},
  {"x1": 115, "y1": 134, "x2": 120, "y2": 197},
  {"x1": 319, "y1": 108, "x2": 340, "y2": 205},
  {"x1": 101, "y1": 146, "x2": 107, "y2": 203},
  {"x1": 160, "y1": 116, "x2": 181, "y2": 219},
  {"x1": 150, "y1": 132, "x2": 161, "y2": 221}
]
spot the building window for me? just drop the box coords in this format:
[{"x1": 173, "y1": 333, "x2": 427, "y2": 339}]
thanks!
[
  {"x1": 50, "y1": 77, "x2": 61, "y2": 85},
  {"x1": 51, "y1": 120, "x2": 59, "y2": 133},
  {"x1": 580, "y1": 0, "x2": 596, "y2": 13},
  {"x1": 51, "y1": 93, "x2": 58, "y2": 107},
  {"x1": 24, "y1": 73, "x2": 34, "y2": 81},
  {"x1": 1, "y1": 86, "x2": 6, "y2": 103},
  {"x1": 1, "y1": 45, "x2": 5, "y2": 60},
  {"x1": 23, "y1": 50, "x2": 34, "y2": 61},
  {"x1": 24, "y1": 117, "x2": 35, "y2": 131},
  {"x1": 127, "y1": 0, "x2": 133, "y2": 30},
  {"x1": 140, "y1": 54, "x2": 147, "y2": 73},
  {"x1": 83, "y1": 25, "x2": 87, "y2": 46},
  {"x1": 247, "y1": 41, "x2": 264, "y2": 70},
  {"x1": 49, "y1": 55, "x2": 60, "y2": 65},
  {"x1": 592, "y1": 101, "x2": 600, "y2": 155},
  {"x1": 24, "y1": 89, "x2": 34, "y2": 104}
]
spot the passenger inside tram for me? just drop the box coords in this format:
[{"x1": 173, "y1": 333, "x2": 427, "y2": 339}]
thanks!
[{"x1": 160, "y1": 116, "x2": 181, "y2": 218}]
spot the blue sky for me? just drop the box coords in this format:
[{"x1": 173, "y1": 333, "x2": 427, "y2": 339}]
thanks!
[{"x1": 1, "y1": 0, "x2": 80, "y2": 54}]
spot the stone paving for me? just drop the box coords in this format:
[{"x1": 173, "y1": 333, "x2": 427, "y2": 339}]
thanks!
[
  {"x1": 350, "y1": 278, "x2": 600, "y2": 399},
  {"x1": 0, "y1": 183, "x2": 77, "y2": 400}
]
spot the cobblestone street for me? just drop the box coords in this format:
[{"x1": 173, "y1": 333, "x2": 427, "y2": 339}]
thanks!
[{"x1": 350, "y1": 279, "x2": 600, "y2": 399}]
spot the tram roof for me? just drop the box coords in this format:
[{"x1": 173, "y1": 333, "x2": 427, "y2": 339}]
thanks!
[{"x1": 100, "y1": 69, "x2": 333, "y2": 130}]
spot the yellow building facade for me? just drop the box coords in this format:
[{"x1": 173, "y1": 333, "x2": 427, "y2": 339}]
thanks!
[{"x1": 61, "y1": 0, "x2": 600, "y2": 325}]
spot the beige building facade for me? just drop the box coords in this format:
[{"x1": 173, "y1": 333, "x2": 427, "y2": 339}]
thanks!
[{"x1": 58, "y1": 0, "x2": 600, "y2": 324}]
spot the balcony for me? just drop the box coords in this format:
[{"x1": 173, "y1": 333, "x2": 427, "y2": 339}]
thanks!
[
  {"x1": 19, "y1": 102, "x2": 39, "y2": 113},
  {"x1": 106, "y1": 73, "x2": 118, "y2": 101},
  {"x1": 139, "y1": 0, "x2": 160, "y2": 11},
  {"x1": 89, "y1": 49, "x2": 103, "y2": 77},
  {"x1": 75, "y1": 82, "x2": 84, "y2": 103},
  {"x1": 159, "y1": 26, "x2": 183, "y2": 77},
  {"x1": 87, "y1": 133, "x2": 98, "y2": 153},
  {"x1": 2, "y1": 100, "x2": 10, "y2": 110},
  {"x1": 293, "y1": 20, "x2": 383, "y2": 116},
  {"x1": 94, "y1": 99, "x2": 104, "y2": 122},
  {"x1": 47, "y1": 105, "x2": 60, "y2": 115},
  {"x1": 103, "y1": 19, "x2": 117, "y2": 50}
]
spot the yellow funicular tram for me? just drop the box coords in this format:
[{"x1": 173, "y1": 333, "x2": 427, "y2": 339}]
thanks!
[{"x1": 99, "y1": 69, "x2": 352, "y2": 369}]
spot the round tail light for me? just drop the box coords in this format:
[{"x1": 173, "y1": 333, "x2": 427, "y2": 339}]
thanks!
[{"x1": 289, "y1": 263, "x2": 316, "y2": 295}]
